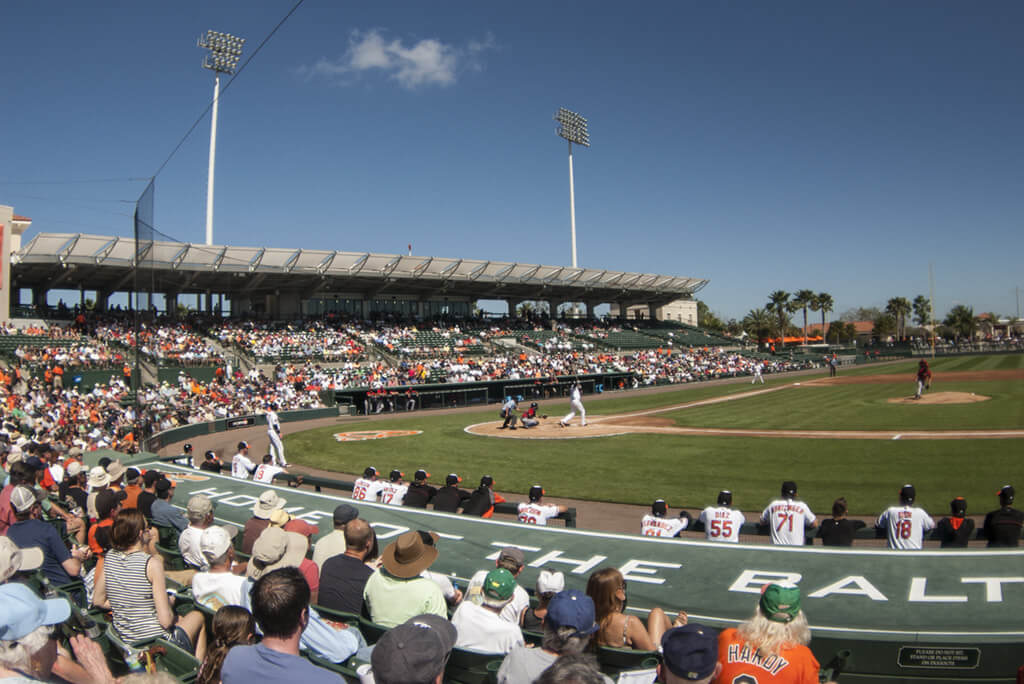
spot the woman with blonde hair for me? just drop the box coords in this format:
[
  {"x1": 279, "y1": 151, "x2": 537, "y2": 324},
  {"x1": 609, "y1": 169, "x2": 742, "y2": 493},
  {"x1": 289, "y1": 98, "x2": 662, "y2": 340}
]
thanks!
[
  {"x1": 585, "y1": 567, "x2": 684, "y2": 650},
  {"x1": 715, "y1": 582, "x2": 821, "y2": 682},
  {"x1": 197, "y1": 606, "x2": 255, "y2": 684}
]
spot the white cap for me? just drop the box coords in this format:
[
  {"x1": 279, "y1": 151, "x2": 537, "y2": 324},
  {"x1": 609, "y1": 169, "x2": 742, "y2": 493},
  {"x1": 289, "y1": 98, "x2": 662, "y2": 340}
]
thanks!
[
  {"x1": 200, "y1": 525, "x2": 238, "y2": 562},
  {"x1": 536, "y1": 570, "x2": 565, "y2": 595}
]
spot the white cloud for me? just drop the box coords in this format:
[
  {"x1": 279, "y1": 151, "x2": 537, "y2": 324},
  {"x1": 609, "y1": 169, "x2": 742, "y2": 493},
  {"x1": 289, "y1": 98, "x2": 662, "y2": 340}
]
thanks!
[{"x1": 303, "y1": 29, "x2": 495, "y2": 89}]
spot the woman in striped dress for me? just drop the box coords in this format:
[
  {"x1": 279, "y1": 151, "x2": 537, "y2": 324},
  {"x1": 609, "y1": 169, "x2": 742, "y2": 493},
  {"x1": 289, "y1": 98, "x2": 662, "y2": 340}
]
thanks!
[{"x1": 93, "y1": 508, "x2": 206, "y2": 660}]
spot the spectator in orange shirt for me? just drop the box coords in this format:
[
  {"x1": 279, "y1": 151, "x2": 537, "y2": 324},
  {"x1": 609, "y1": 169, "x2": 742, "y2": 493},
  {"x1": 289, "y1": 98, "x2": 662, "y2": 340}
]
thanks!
[{"x1": 121, "y1": 468, "x2": 144, "y2": 509}]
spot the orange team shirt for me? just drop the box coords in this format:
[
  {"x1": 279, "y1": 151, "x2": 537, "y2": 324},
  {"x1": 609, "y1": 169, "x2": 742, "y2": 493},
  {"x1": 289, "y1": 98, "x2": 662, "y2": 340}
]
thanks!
[
  {"x1": 715, "y1": 628, "x2": 819, "y2": 684},
  {"x1": 88, "y1": 518, "x2": 114, "y2": 555}
]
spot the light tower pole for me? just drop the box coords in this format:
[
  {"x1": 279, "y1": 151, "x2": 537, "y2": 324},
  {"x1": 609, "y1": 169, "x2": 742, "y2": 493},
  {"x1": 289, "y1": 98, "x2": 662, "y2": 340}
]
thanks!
[
  {"x1": 555, "y1": 108, "x2": 590, "y2": 269},
  {"x1": 198, "y1": 30, "x2": 245, "y2": 246}
]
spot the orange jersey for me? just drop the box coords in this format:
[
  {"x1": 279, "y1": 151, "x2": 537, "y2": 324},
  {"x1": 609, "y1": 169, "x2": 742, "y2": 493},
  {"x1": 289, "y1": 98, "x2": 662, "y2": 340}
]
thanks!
[{"x1": 715, "y1": 628, "x2": 819, "y2": 684}]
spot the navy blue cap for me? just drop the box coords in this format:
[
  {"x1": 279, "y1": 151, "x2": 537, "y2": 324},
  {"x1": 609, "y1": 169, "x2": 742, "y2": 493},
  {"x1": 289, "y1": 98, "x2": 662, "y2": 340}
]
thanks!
[
  {"x1": 661, "y1": 624, "x2": 718, "y2": 681},
  {"x1": 546, "y1": 589, "x2": 598, "y2": 635}
]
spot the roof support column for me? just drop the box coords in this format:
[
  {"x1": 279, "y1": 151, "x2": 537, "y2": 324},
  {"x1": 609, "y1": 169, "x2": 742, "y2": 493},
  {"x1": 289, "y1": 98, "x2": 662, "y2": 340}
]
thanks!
[
  {"x1": 586, "y1": 301, "x2": 597, "y2": 319},
  {"x1": 166, "y1": 291, "x2": 179, "y2": 319},
  {"x1": 96, "y1": 290, "x2": 111, "y2": 314},
  {"x1": 648, "y1": 303, "x2": 658, "y2": 321},
  {"x1": 548, "y1": 299, "x2": 559, "y2": 319},
  {"x1": 506, "y1": 298, "x2": 520, "y2": 317},
  {"x1": 32, "y1": 287, "x2": 46, "y2": 312}
]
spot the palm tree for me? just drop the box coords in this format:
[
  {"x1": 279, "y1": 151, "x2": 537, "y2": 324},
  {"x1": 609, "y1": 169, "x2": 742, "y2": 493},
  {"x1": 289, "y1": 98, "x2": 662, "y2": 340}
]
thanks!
[
  {"x1": 815, "y1": 292, "x2": 834, "y2": 342},
  {"x1": 743, "y1": 308, "x2": 773, "y2": 349},
  {"x1": 944, "y1": 305, "x2": 977, "y2": 341},
  {"x1": 912, "y1": 295, "x2": 931, "y2": 327},
  {"x1": 766, "y1": 290, "x2": 791, "y2": 348},
  {"x1": 886, "y1": 297, "x2": 912, "y2": 341},
  {"x1": 793, "y1": 289, "x2": 816, "y2": 345}
]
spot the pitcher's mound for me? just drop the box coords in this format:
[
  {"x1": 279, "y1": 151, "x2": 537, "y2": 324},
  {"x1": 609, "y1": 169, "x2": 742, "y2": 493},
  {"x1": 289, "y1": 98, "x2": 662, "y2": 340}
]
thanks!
[{"x1": 888, "y1": 391, "x2": 990, "y2": 405}]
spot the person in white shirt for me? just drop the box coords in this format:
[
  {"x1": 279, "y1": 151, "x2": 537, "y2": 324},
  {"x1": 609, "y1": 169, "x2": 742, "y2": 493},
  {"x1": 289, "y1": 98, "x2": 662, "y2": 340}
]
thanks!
[
  {"x1": 518, "y1": 486, "x2": 568, "y2": 526},
  {"x1": 231, "y1": 441, "x2": 257, "y2": 480},
  {"x1": 379, "y1": 470, "x2": 408, "y2": 506},
  {"x1": 641, "y1": 499, "x2": 690, "y2": 538},
  {"x1": 559, "y1": 381, "x2": 587, "y2": 427},
  {"x1": 451, "y1": 568, "x2": 525, "y2": 655},
  {"x1": 698, "y1": 490, "x2": 745, "y2": 543},
  {"x1": 876, "y1": 484, "x2": 936, "y2": 550},
  {"x1": 751, "y1": 362, "x2": 764, "y2": 384},
  {"x1": 466, "y1": 547, "x2": 530, "y2": 625},
  {"x1": 760, "y1": 481, "x2": 816, "y2": 546},
  {"x1": 265, "y1": 403, "x2": 287, "y2": 467},
  {"x1": 191, "y1": 525, "x2": 249, "y2": 609},
  {"x1": 253, "y1": 454, "x2": 286, "y2": 484},
  {"x1": 351, "y1": 466, "x2": 384, "y2": 502}
]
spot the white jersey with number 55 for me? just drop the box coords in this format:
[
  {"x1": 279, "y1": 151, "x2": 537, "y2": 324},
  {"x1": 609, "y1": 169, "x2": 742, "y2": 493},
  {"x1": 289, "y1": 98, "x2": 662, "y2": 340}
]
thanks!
[
  {"x1": 698, "y1": 506, "x2": 745, "y2": 543},
  {"x1": 760, "y1": 499, "x2": 816, "y2": 546},
  {"x1": 876, "y1": 505, "x2": 935, "y2": 550}
]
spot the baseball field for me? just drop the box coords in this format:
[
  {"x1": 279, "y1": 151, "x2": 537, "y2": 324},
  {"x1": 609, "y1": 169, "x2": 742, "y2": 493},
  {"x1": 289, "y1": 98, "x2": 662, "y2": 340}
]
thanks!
[{"x1": 284, "y1": 353, "x2": 1024, "y2": 517}]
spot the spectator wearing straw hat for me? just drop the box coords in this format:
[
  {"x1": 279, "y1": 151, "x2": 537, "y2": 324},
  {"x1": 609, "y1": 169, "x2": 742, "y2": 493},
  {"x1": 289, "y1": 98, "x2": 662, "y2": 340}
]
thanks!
[
  {"x1": 180, "y1": 495, "x2": 238, "y2": 570},
  {"x1": 242, "y1": 490, "x2": 287, "y2": 554},
  {"x1": 362, "y1": 530, "x2": 447, "y2": 627},
  {"x1": 84, "y1": 466, "x2": 110, "y2": 521},
  {"x1": 451, "y1": 567, "x2": 524, "y2": 655},
  {"x1": 268, "y1": 508, "x2": 320, "y2": 540},
  {"x1": 248, "y1": 527, "x2": 320, "y2": 605}
]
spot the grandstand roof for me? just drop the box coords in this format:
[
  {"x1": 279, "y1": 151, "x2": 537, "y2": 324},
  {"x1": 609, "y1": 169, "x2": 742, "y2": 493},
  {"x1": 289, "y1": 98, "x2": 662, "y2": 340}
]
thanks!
[{"x1": 11, "y1": 233, "x2": 708, "y2": 305}]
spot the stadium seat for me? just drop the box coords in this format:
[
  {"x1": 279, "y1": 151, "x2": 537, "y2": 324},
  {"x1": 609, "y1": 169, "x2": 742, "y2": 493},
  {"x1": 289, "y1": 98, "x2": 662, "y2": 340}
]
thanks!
[
  {"x1": 442, "y1": 646, "x2": 504, "y2": 684},
  {"x1": 596, "y1": 646, "x2": 660, "y2": 678}
]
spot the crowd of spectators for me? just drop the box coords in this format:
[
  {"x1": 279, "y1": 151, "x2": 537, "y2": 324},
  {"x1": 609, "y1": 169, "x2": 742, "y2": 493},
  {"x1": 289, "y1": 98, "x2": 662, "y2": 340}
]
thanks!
[{"x1": 212, "y1": 320, "x2": 364, "y2": 363}]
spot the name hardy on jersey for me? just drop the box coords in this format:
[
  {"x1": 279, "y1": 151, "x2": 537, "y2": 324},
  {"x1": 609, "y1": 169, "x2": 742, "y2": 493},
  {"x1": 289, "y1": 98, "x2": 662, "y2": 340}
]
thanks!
[{"x1": 727, "y1": 643, "x2": 791, "y2": 676}]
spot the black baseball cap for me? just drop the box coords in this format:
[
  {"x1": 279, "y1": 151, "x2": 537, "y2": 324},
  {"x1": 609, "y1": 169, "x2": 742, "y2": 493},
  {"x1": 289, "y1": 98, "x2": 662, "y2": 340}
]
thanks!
[
  {"x1": 900, "y1": 484, "x2": 916, "y2": 503},
  {"x1": 661, "y1": 624, "x2": 718, "y2": 681},
  {"x1": 529, "y1": 485, "x2": 544, "y2": 502},
  {"x1": 205, "y1": 450, "x2": 217, "y2": 460},
  {"x1": 950, "y1": 497, "x2": 967, "y2": 516},
  {"x1": 480, "y1": 475, "x2": 494, "y2": 488},
  {"x1": 183, "y1": 443, "x2": 193, "y2": 452},
  {"x1": 445, "y1": 473, "x2": 461, "y2": 486},
  {"x1": 237, "y1": 441, "x2": 248, "y2": 451},
  {"x1": 781, "y1": 481, "x2": 797, "y2": 497},
  {"x1": 414, "y1": 469, "x2": 430, "y2": 481},
  {"x1": 651, "y1": 499, "x2": 668, "y2": 516},
  {"x1": 389, "y1": 469, "x2": 403, "y2": 482},
  {"x1": 363, "y1": 466, "x2": 377, "y2": 478},
  {"x1": 717, "y1": 490, "x2": 733, "y2": 506},
  {"x1": 143, "y1": 469, "x2": 162, "y2": 487},
  {"x1": 997, "y1": 485, "x2": 1015, "y2": 504}
]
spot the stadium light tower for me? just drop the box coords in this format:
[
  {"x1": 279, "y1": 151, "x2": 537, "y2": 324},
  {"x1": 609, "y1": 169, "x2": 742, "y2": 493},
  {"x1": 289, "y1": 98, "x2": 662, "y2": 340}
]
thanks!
[
  {"x1": 198, "y1": 30, "x2": 245, "y2": 246},
  {"x1": 555, "y1": 107, "x2": 590, "y2": 269}
]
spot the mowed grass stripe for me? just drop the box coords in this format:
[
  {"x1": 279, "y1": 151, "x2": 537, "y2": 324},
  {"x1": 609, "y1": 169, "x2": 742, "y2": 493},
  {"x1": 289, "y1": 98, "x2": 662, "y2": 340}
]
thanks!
[{"x1": 286, "y1": 353, "x2": 1024, "y2": 515}]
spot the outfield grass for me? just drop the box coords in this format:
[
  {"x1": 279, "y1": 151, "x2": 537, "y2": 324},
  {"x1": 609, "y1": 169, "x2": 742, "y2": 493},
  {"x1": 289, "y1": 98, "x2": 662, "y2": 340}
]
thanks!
[{"x1": 286, "y1": 353, "x2": 1024, "y2": 516}]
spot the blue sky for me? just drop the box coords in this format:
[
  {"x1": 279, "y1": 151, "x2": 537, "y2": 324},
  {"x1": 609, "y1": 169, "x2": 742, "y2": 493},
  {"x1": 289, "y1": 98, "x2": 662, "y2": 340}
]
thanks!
[{"x1": 2, "y1": 1, "x2": 1022, "y2": 322}]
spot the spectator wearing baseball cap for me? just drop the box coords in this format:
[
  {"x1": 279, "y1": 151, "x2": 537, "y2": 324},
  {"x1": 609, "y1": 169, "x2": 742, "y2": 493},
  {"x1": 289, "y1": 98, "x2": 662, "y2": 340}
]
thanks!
[
  {"x1": 6, "y1": 485, "x2": 89, "y2": 586},
  {"x1": 659, "y1": 624, "x2": 720, "y2": 683},
  {"x1": 248, "y1": 527, "x2": 320, "y2": 605},
  {"x1": 451, "y1": 567, "x2": 524, "y2": 654},
  {"x1": 242, "y1": 490, "x2": 287, "y2": 554},
  {"x1": 59, "y1": 461, "x2": 88, "y2": 515},
  {"x1": 269, "y1": 508, "x2": 320, "y2": 540},
  {"x1": 984, "y1": 485, "x2": 1023, "y2": 547},
  {"x1": 466, "y1": 546, "x2": 530, "y2": 625},
  {"x1": 402, "y1": 469, "x2": 437, "y2": 509},
  {"x1": 120, "y1": 467, "x2": 143, "y2": 509},
  {"x1": 497, "y1": 588, "x2": 602, "y2": 684},
  {"x1": 151, "y1": 477, "x2": 187, "y2": 532},
  {"x1": 0, "y1": 583, "x2": 71, "y2": 682},
  {"x1": 369, "y1": 614, "x2": 457, "y2": 684},
  {"x1": 716, "y1": 583, "x2": 821, "y2": 683},
  {"x1": 363, "y1": 530, "x2": 447, "y2": 628},
  {"x1": 522, "y1": 570, "x2": 566, "y2": 632},
  {"x1": 431, "y1": 473, "x2": 470, "y2": 513},
  {"x1": 85, "y1": 466, "x2": 110, "y2": 521},
  {"x1": 179, "y1": 495, "x2": 238, "y2": 570},
  {"x1": 0, "y1": 463, "x2": 36, "y2": 535},
  {"x1": 191, "y1": 525, "x2": 248, "y2": 608},
  {"x1": 0, "y1": 535, "x2": 44, "y2": 583},
  {"x1": 312, "y1": 503, "x2": 358, "y2": 570}
]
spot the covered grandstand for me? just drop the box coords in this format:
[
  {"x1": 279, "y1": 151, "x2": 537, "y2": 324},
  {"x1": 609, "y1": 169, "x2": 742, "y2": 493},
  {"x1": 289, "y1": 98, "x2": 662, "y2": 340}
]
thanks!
[{"x1": 9, "y1": 232, "x2": 708, "y2": 321}]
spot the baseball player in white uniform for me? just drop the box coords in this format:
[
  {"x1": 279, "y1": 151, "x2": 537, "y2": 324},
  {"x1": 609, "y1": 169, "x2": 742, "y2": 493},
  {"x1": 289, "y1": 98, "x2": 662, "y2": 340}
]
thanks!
[
  {"x1": 253, "y1": 454, "x2": 286, "y2": 484},
  {"x1": 230, "y1": 441, "x2": 257, "y2": 480},
  {"x1": 266, "y1": 403, "x2": 287, "y2": 466},
  {"x1": 379, "y1": 469, "x2": 409, "y2": 505},
  {"x1": 559, "y1": 381, "x2": 587, "y2": 427},
  {"x1": 641, "y1": 499, "x2": 690, "y2": 537},
  {"x1": 760, "y1": 481, "x2": 817, "y2": 545},
  {"x1": 517, "y1": 486, "x2": 567, "y2": 525},
  {"x1": 351, "y1": 466, "x2": 385, "y2": 501},
  {"x1": 876, "y1": 484, "x2": 936, "y2": 550},
  {"x1": 751, "y1": 362, "x2": 764, "y2": 384},
  {"x1": 698, "y1": 490, "x2": 745, "y2": 543}
]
